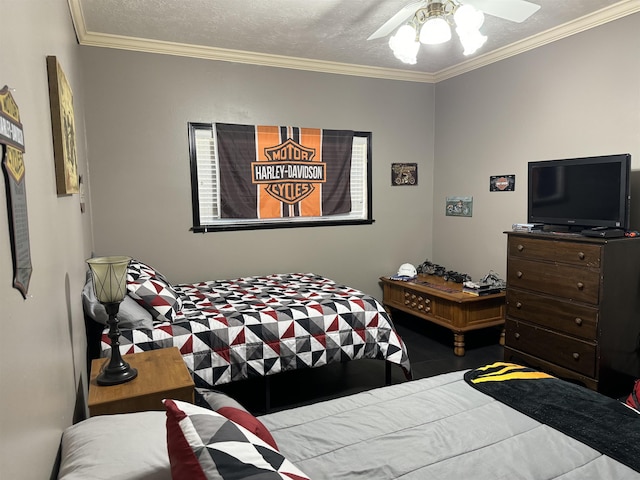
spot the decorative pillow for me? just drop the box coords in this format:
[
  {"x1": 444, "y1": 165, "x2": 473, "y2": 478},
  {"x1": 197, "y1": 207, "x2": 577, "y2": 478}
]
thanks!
[
  {"x1": 163, "y1": 399, "x2": 311, "y2": 480},
  {"x1": 126, "y1": 259, "x2": 183, "y2": 322},
  {"x1": 195, "y1": 388, "x2": 278, "y2": 450},
  {"x1": 128, "y1": 259, "x2": 173, "y2": 286},
  {"x1": 82, "y1": 272, "x2": 154, "y2": 330}
]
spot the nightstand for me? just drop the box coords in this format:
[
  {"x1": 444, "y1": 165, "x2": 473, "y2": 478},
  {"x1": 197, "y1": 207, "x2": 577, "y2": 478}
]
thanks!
[{"x1": 88, "y1": 347, "x2": 195, "y2": 416}]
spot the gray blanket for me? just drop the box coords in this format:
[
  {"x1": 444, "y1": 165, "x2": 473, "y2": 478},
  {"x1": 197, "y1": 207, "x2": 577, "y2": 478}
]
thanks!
[{"x1": 262, "y1": 370, "x2": 640, "y2": 479}]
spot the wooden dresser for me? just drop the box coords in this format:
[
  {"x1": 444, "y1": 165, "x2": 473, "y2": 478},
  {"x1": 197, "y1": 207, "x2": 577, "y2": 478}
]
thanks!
[{"x1": 504, "y1": 232, "x2": 640, "y2": 396}]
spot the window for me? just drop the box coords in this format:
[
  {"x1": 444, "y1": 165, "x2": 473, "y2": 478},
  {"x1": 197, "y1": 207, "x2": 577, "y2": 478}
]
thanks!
[{"x1": 188, "y1": 122, "x2": 373, "y2": 232}]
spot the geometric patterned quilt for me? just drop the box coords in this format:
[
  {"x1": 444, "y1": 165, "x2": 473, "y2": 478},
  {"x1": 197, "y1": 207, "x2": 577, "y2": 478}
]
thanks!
[{"x1": 101, "y1": 273, "x2": 411, "y2": 388}]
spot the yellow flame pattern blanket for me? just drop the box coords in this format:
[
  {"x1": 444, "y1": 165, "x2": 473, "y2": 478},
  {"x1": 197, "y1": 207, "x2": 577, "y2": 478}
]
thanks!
[{"x1": 464, "y1": 362, "x2": 640, "y2": 473}]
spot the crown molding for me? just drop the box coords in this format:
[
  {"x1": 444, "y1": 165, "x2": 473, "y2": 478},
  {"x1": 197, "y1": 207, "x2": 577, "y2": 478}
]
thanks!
[
  {"x1": 434, "y1": 0, "x2": 640, "y2": 82},
  {"x1": 68, "y1": 0, "x2": 639, "y2": 84},
  {"x1": 76, "y1": 31, "x2": 438, "y2": 83}
]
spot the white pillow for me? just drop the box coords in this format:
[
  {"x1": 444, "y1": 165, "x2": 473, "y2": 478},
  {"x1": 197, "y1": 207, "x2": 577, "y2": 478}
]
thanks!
[{"x1": 58, "y1": 411, "x2": 170, "y2": 480}]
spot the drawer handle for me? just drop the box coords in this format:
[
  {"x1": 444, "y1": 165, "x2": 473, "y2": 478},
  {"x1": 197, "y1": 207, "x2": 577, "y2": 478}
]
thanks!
[
  {"x1": 516, "y1": 301, "x2": 522, "y2": 309},
  {"x1": 578, "y1": 252, "x2": 585, "y2": 260},
  {"x1": 576, "y1": 282, "x2": 584, "y2": 290},
  {"x1": 517, "y1": 244, "x2": 524, "y2": 252},
  {"x1": 411, "y1": 294, "x2": 416, "y2": 300},
  {"x1": 517, "y1": 271, "x2": 523, "y2": 279},
  {"x1": 574, "y1": 317, "x2": 583, "y2": 326},
  {"x1": 572, "y1": 353, "x2": 580, "y2": 360},
  {"x1": 514, "y1": 333, "x2": 520, "y2": 340},
  {"x1": 404, "y1": 292, "x2": 410, "y2": 298}
]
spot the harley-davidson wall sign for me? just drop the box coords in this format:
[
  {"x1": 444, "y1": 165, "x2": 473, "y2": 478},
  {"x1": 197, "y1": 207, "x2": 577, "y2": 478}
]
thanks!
[
  {"x1": 490, "y1": 174, "x2": 515, "y2": 192},
  {"x1": 1, "y1": 85, "x2": 32, "y2": 298}
]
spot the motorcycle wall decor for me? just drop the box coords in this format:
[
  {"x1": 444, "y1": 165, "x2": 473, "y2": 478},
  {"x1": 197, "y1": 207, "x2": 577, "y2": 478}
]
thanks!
[
  {"x1": 391, "y1": 162, "x2": 417, "y2": 186},
  {"x1": 445, "y1": 195, "x2": 473, "y2": 217},
  {"x1": 1, "y1": 85, "x2": 33, "y2": 298},
  {"x1": 489, "y1": 174, "x2": 515, "y2": 192}
]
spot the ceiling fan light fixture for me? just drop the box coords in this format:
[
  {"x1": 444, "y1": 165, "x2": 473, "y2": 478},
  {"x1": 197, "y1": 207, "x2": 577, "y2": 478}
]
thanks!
[
  {"x1": 372, "y1": 0, "x2": 541, "y2": 65},
  {"x1": 419, "y1": 16, "x2": 451, "y2": 45},
  {"x1": 457, "y1": 28, "x2": 487, "y2": 55},
  {"x1": 389, "y1": 24, "x2": 417, "y2": 46},
  {"x1": 393, "y1": 45, "x2": 419, "y2": 64},
  {"x1": 454, "y1": 4, "x2": 485, "y2": 31},
  {"x1": 389, "y1": 24, "x2": 419, "y2": 64}
]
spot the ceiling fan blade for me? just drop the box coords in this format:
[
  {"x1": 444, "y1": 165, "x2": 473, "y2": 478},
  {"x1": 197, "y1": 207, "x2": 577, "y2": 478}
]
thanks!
[
  {"x1": 463, "y1": 0, "x2": 540, "y2": 23},
  {"x1": 367, "y1": 0, "x2": 427, "y2": 40}
]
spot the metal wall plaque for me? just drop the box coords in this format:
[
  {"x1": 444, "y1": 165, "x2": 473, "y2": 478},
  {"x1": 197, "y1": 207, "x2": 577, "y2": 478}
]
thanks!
[
  {"x1": 490, "y1": 174, "x2": 515, "y2": 191},
  {"x1": 1, "y1": 85, "x2": 32, "y2": 298},
  {"x1": 391, "y1": 162, "x2": 417, "y2": 186},
  {"x1": 445, "y1": 195, "x2": 473, "y2": 217}
]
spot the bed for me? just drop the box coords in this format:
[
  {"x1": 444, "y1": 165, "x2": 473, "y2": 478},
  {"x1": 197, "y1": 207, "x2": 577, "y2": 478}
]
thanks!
[
  {"x1": 84, "y1": 259, "x2": 411, "y2": 390},
  {"x1": 57, "y1": 363, "x2": 640, "y2": 479}
]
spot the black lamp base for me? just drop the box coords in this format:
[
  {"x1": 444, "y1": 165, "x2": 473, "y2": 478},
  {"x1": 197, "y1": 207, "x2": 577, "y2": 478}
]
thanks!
[
  {"x1": 96, "y1": 364, "x2": 138, "y2": 386},
  {"x1": 98, "y1": 302, "x2": 139, "y2": 386}
]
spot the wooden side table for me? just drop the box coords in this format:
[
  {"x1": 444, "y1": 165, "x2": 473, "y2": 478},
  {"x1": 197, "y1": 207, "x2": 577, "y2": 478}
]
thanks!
[
  {"x1": 88, "y1": 347, "x2": 195, "y2": 416},
  {"x1": 380, "y1": 275, "x2": 505, "y2": 356}
]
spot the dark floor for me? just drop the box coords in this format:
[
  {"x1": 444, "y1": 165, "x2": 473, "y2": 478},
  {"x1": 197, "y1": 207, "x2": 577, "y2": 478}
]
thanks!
[{"x1": 215, "y1": 312, "x2": 504, "y2": 415}]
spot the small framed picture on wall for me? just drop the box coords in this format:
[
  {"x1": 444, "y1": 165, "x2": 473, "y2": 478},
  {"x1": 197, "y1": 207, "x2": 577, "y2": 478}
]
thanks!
[
  {"x1": 391, "y1": 163, "x2": 417, "y2": 186},
  {"x1": 47, "y1": 56, "x2": 79, "y2": 195},
  {"x1": 445, "y1": 196, "x2": 473, "y2": 217},
  {"x1": 490, "y1": 174, "x2": 515, "y2": 192}
]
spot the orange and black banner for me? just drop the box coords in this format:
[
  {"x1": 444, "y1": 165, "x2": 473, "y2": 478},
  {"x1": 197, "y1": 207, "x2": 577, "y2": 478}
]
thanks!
[{"x1": 216, "y1": 123, "x2": 353, "y2": 219}]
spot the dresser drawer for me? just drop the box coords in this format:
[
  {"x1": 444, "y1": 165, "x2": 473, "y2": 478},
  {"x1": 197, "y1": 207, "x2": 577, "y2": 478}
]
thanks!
[
  {"x1": 508, "y1": 236, "x2": 601, "y2": 267},
  {"x1": 506, "y1": 289, "x2": 598, "y2": 339},
  {"x1": 507, "y1": 258, "x2": 600, "y2": 304},
  {"x1": 505, "y1": 319, "x2": 596, "y2": 377}
]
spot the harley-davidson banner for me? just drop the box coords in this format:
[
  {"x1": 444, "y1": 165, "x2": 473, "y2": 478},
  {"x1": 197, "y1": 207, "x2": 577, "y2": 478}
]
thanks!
[{"x1": 215, "y1": 123, "x2": 353, "y2": 219}]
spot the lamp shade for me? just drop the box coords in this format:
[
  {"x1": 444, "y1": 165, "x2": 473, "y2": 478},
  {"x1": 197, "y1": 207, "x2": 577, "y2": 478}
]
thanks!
[
  {"x1": 457, "y1": 28, "x2": 487, "y2": 55},
  {"x1": 419, "y1": 16, "x2": 451, "y2": 45},
  {"x1": 87, "y1": 256, "x2": 131, "y2": 303},
  {"x1": 389, "y1": 24, "x2": 419, "y2": 64},
  {"x1": 454, "y1": 4, "x2": 484, "y2": 31}
]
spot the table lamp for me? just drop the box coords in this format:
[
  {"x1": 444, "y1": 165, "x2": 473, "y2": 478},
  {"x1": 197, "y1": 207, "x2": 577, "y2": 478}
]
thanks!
[{"x1": 86, "y1": 256, "x2": 138, "y2": 386}]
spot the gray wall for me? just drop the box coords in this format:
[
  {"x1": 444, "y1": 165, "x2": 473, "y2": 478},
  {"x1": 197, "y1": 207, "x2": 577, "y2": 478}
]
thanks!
[
  {"x1": 2, "y1": 2, "x2": 639, "y2": 478},
  {"x1": 433, "y1": 13, "x2": 640, "y2": 279},
  {"x1": 83, "y1": 12, "x2": 640, "y2": 290},
  {"x1": 80, "y1": 48, "x2": 436, "y2": 296},
  {"x1": 0, "y1": 1, "x2": 93, "y2": 478}
]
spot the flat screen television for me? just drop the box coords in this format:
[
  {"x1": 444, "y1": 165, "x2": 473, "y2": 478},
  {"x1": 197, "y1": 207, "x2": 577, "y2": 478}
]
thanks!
[{"x1": 528, "y1": 153, "x2": 631, "y2": 231}]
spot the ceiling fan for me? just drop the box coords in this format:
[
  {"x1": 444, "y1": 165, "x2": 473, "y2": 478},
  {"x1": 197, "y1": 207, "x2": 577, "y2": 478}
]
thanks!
[{"x1": 368, "y1": 0, "x2": 541, "y2": 63}]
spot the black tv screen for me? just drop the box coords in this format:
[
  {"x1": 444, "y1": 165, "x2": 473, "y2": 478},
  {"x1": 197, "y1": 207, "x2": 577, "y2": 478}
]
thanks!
[{"x1": 528, "y1": 154, "x2": 631, "y2": 230}]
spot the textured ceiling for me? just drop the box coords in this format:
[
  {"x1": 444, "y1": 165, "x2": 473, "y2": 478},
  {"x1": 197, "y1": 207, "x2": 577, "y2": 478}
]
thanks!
[{"x1": 68, "y1": 0, "x2": 639, "y2": 82}]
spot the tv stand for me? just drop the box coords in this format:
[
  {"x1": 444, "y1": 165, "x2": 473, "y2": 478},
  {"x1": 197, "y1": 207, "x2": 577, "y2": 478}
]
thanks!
[
  {"x1": 541, "y1": 225, "x2": 582, "y2": 233},
  {"x1": 539, "y1": 225, "x2": 626, "y2": 238},
  {"x1": 581, "y1": 227, "x2": 625, "y2": 238}
]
